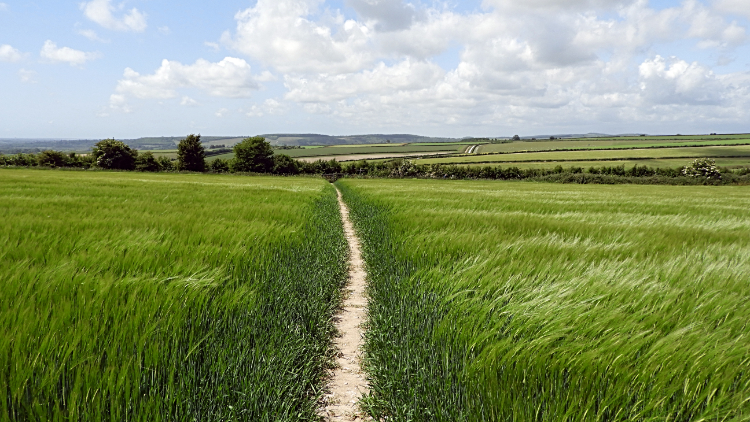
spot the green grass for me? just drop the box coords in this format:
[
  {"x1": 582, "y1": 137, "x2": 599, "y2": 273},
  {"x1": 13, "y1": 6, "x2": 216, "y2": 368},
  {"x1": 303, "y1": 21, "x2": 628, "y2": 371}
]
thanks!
[
  {"x1": 338, "y1": 179, "x2": 750, "y2": 421},
  {"x1": 0, "y1": 169, "x2": 347, "y2": 421}
]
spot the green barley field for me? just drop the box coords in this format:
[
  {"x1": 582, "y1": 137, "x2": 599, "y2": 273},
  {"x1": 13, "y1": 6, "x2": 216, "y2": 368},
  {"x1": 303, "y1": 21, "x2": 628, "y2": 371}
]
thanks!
[
  {"x1": 0, "y1": 169, "x2": 347, "y2": 421},
  {"x1": 3, "y1": 168, "x2": 749, "y2": 421},
  {"x1": 337, "y1": 179, "x2": 750, "y2": 421}
]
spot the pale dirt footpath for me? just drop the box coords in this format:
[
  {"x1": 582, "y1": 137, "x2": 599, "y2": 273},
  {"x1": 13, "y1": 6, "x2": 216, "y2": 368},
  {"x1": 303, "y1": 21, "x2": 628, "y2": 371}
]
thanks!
[{"x1": 319, "y1": 186, "x2": 371, "y2": 421}]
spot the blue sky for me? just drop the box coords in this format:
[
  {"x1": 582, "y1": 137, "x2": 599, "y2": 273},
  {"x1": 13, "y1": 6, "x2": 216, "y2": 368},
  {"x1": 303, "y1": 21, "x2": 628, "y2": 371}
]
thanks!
[{"x1": 1, "y1": 0, "x2": 749, "y2": 139}]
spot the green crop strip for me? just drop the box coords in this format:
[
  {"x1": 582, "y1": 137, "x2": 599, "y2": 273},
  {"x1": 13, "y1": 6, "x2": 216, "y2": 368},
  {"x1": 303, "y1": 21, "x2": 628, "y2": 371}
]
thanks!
[
  {"x1": 0, "y1": 169, "x2": 347, "y2": 421},
  {"x1": 338, "y1": 179, "x2": 750, "y2": 421}
]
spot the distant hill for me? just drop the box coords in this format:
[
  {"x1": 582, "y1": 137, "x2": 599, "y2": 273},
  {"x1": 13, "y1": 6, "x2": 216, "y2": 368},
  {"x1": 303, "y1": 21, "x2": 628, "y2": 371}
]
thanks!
[
  {"x1": 0, "y1": 134, "x2": 459, "y2": 153},
  {"x1": 262, "y1": 133, "x2": 458, "y2": 146}
]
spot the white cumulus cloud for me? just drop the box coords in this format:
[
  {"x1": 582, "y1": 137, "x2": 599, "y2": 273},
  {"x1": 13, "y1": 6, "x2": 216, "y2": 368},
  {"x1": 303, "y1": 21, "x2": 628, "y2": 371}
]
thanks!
[
  {"x1": 80, "y1": 0, "x2": 147, "y2": 32},
  {"x1": 638, "y1": 55, "x2": 723, "y2": 105},
  {"x1": 225, "y1": 0, "x2": 374, "y2": 73},
  {"x1": 114, "y1": 57, "x2": 260, "y2": 100},
  {"x1": 285, "y1": 59, "x2": 445, "y2": 102},
  {"x1": 0, "y1": 44, "x2": 24, "y2": 62},
  {"x1": 40, "y1": 41, "x2": 99, "y2": 66}
]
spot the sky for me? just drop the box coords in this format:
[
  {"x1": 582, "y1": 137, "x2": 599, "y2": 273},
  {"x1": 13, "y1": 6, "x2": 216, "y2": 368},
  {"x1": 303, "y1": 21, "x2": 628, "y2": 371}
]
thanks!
[{"x1": 1, "y1": 0, "x2": 749, "y2": 139}]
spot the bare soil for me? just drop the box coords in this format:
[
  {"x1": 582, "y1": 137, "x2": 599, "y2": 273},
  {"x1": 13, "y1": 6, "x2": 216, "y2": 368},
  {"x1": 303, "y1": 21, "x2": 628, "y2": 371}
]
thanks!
[{"x1": 319, "y1": 187, "x2": 371, "y2": 421}]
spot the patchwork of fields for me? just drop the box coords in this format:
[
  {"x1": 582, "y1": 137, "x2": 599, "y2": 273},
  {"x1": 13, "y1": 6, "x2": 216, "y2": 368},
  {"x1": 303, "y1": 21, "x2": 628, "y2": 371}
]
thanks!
[
  {"x1": 0, "y1": 170, "x2": 347, "y2": 421},
  {"x1": 407, "y1": 135, "x2": 750, "y2": 170},
  {"x1": 3, "y1": 169, "x2": 749, "y2": 421},
  {"x1": 338, "y1": 179, "x2": 750, "y2": 421},
  {"x1": 201, "y1": 143, "x2": 470, "y2": 163},
  {"x1": 419, "y1": 145, "x2": 750, "y2": 166}
]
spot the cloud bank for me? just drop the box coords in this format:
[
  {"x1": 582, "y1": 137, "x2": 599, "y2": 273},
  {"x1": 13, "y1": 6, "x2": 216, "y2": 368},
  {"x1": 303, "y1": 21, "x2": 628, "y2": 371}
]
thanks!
[{"x1": 111, "y1": 0, "x2": 750, "y2": 132}]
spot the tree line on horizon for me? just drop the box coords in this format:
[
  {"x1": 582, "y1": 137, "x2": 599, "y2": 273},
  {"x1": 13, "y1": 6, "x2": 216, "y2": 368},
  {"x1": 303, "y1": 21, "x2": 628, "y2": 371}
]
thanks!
[{"x1": 0, "y1": 134, "x2": 329, "y2": 175}]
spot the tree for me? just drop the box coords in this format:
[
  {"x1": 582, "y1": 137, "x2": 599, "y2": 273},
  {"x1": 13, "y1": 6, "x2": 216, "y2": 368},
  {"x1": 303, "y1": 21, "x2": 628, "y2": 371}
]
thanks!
[
  {"x1": 37, "y1": 150, "x2": 68, "y2": 167},
  {"x1": 512, "y1": 135, "x2": 521, "y2": 141},
  {"x1": 232, "y1": 136, "x2": 274, "y2": 173},
  {"x1": 92, "y1": 139, "x2": 138, "y2": 170},
  {"x1": 177, "y1": 134, "x2": 206, "y2": 172}
]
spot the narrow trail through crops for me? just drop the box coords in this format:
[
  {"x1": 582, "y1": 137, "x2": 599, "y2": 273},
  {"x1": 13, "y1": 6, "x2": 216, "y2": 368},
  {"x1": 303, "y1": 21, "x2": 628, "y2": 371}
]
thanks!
[{"x1": 320, "y1": 187, "x2": 370, "y2": 421}]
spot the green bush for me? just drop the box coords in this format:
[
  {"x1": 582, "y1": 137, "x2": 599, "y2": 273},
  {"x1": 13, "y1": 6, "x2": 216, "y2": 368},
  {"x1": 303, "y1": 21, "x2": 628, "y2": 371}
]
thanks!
[
  {"x1": 272, "y1": 154, "x2": 299, "y2": 175},
  {"x1": 156, "y1": 156, "x2": 174, "y2": 171},
  {"x1": 36, "y1": 150, "x2": 69, "y2": 167},
  {"x1": 232, "y1": 136, "x2": 274, "y2": 173},
  {"x1": 135, "y1": 151, "x2": 161, "y2": 172},
  {"x1": 682, "y1": 158, "x2": 721, "y2": 179},
  {"x1": 209, "y1": 158, "x2": 230, "y2": 173},
  {"x1": 92, "y1": 139, "x2": 138, "y2": 170}
]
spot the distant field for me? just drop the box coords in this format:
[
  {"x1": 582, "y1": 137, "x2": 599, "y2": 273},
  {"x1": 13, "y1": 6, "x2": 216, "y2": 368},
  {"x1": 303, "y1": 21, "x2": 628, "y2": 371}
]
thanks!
[
  {"x1": 419, "y1": 145, "x2": 750, "y2": 165},
  {"x1": 279, "y1": 143, "x2": 466, "y2": 158},
  {"x1": 433, "y1": 157, "x2": 750, "y2": 169},
  {"x1": 339, "y1": 179, "x2": 750, "y2": 421},
  {"x1": 412, "y1": 141, "x2": 487, "y2": 146},
  {"x1": 478, "y1": 137, "x2": 750, "y2": 154},
  {"x1": 201, "y1": 143, "x2": 467, "y2": 163},
  {"x1": 296, "y1": 151, "x2": 456, "y2": 163},
  {"x1": 0, "y1": 170, "x2": 346, "y2": 420},
  {"x1": 561, "y1": 134, "x2": 750, "y2": 141}
]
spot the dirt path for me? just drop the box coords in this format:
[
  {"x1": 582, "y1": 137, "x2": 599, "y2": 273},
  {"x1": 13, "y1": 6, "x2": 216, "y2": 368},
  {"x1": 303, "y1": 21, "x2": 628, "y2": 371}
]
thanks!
[{"x1": 320, "y1": 187, "x2": 370, "y2": 421}]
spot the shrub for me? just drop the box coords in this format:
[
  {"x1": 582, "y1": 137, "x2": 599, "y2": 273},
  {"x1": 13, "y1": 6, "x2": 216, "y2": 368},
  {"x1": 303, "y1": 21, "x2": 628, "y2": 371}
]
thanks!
[
  {"x1": 682, "y1": 158, "x2": 721, "y2": 179},
  {"x1": 135, "y1": 151, "x2": 161, "y2": 172},
  {"x1": 92, "y1": 139, "x2": 138, "y2": 170},
  {"x1": 156, "y1": 156, "x2": 174, "y2": 171},
  {"x1": 37, "y1": 150, "x2": 69, "y2": 168},
  {"x1": 210, "y1": 158, "x2": 230, "y2": 173},
  {"x1": 272, "y1": 154, "x2": 299, "y2": 175}
]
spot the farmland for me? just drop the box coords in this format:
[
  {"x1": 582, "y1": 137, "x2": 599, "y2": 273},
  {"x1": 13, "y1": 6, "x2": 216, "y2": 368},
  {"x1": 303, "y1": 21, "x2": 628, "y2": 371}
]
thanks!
[
  {"x1": 418, "y1": 144, "x2": 750, "y2": 168},
  {"x1": 476, "y1": 137, "x2": 750, "y2": 154},
  {"x1": 0, "y1": 169, "x2": 347, "y2": 421},
  {"x1": 201, "y1": 143, "x2": 470, "y2": 163},
  {"x1": 2, "y1": 167, "x2": 749, "y2": 421},
  {"x1": 338, "y1": 179, "x2": 750, "y2": 421}
]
